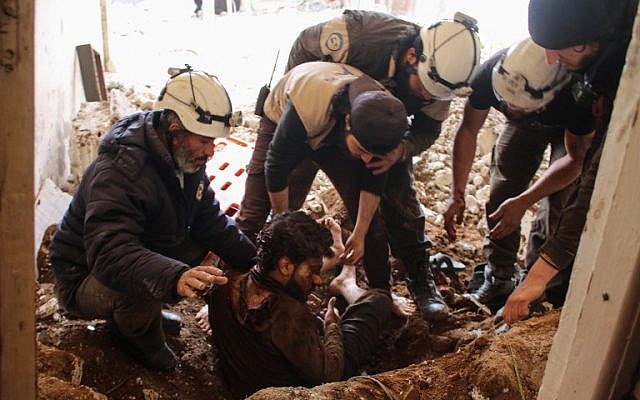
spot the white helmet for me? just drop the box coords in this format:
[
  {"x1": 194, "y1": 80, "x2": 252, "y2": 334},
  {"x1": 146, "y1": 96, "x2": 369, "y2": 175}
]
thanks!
[
  {"x1": 417, "y1": 12, "x2": 481, "y2": 100},
  {"x1": 492, "y1": 38, "x2": 571, "y2": 112},
  {"x1": 154, "y1": 65, "x2": 239, "y2": 138}
]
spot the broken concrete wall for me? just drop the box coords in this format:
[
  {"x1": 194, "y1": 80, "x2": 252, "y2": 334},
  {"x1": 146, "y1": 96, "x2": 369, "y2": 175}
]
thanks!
[{"x1": 34, "y1": 0, "x2": 103, "y2": 192}]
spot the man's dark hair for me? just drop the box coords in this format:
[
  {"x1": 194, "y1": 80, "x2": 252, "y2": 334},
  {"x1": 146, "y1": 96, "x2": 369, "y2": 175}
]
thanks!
[
  {"x1": 256, "y1": 211, "x2": 333, "y2": 272},
  {"x1": 158, "y1": 109, "x2": 186, "y2": 136},
  {"x1": 411, "y1": 34, "x2": 424, "y2": 58},
  {"x1": 331, "y1": 85, "x2": 351, "y2": 132}
]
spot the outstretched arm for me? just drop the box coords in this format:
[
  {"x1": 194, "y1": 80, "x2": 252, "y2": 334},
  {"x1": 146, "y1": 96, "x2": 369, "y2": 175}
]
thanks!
[
  {"x1": 503, "y1": 255, "x2": 559, "y2": 324},
  {"x1": 342, "y1": 190, "x2": 380, "y2": 265},
  {"x1": 489, "y1": 129, "x2": 595, "y2": 240},
  {"x1": 265, "y1": 102, "x2": 311, "y2": 213},
  {"x1": 443, "y1": 101, "x2": 489, "y2": 240}
]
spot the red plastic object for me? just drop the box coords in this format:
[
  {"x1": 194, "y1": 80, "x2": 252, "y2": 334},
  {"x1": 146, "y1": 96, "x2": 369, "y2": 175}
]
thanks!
[{"x1": 206, "y1": 135, "x2": 254, "y2": 217}]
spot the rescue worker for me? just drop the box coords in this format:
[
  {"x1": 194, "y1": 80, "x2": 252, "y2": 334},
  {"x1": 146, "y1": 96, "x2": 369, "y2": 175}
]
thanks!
[
  {"x1": 263, "y1": 61, "x2": 415, "y2": 315},
  {"x1": 444, "y1": 37, "x2": 595, "y2": 310},
  {"x1": 503, "y1": 0, "x2": 638, "y2": 324},
  {"x1": 49, "y1": 66, "x2": 256, "y2": 371},
  {"x1": 237, "y1": 10, "x2": 482, "y2": 321},
  {"x1": 210, "y1": 211, "x2": 394, "y2": 399}
]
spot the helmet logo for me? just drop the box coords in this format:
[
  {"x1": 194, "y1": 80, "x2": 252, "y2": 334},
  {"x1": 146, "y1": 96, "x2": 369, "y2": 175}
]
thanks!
[{"x1": 325, "y1": 32, "x2": 344, "y2": 52}]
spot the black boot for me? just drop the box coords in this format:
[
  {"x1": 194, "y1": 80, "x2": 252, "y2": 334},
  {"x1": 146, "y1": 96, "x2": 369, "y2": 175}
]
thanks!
[
  {"x1": 109, "y1": 317, "x2": 177, "y2": 372},
  {"x1": 403, "y1": 252, "x2": 449, "y2": 321},
  {"x1": 469, "y1": 264, "x2": 515, "y2": 312}
]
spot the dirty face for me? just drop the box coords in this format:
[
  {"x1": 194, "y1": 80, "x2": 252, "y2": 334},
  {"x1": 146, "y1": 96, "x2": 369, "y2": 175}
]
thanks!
[
  {"x1": 407, "y1": 73, "x2": 433, "y2": 101},
  {"x1": 172, "y1": 132, "x2": 215, "y2": 173},
  {"x1": 344, "y1": 133, "x2": 378, "y2": 163},
  {"x1": 544, "y1": 42, "x2": 601, "y2": 71},
  {"x1": 286, "y1": 257, "x2": 323, "y2": 300},
  {"x1": 341, "y1": 115, "x2": 382, "y2": 163},
  {"x1": 397, "y1": 49, "x2": 434, "y2": 101}
]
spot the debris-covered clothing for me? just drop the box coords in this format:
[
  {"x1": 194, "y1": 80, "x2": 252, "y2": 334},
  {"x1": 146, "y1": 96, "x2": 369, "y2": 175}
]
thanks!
[
  {"x1": 210, "y1": 269, "x2": 392, "y2": 399},
  {"x1": 50, "y1": 111, "x2": 256, "y2": 305},
  {"x1": 467, "y1": 48, "x2": 595, "y2": 280},
  {"x1": 55, "y1": 273, "x2": 166, "y2": 353}
]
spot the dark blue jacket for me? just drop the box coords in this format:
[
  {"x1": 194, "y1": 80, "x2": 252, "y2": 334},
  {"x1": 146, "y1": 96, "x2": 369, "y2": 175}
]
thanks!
[{"x1": 50, "y1": 111, "x2": 256, "y2": 304}]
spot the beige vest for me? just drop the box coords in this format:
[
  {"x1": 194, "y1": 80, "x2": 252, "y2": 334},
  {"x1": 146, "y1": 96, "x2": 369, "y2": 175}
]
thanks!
[{"x1": 264, "y1": 62, "x2": 364, "y2": 150}]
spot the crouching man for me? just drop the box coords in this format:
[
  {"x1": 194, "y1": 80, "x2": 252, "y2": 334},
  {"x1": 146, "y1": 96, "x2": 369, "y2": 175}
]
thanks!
[
  {"x1": 50, "y1": 66, "x2": 256, "y2": 372},
  {"x1": 209, "y1": 211, "x2": 393, "y2": 399}
]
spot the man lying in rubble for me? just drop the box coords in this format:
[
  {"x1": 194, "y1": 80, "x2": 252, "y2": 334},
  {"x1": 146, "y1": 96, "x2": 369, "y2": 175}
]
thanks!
[
  {"x1": 237, "y1": 11, "x2": 482, "y2": 321},
  {"x1": 49, "y1": 66, "x2": 256, "y2": 372},
  {"x1": 209, "y1": 211, "x2": 393, "y2": 399},
  {"x1": 443, "y1": 37, "x2": 595, "y2": 312}
]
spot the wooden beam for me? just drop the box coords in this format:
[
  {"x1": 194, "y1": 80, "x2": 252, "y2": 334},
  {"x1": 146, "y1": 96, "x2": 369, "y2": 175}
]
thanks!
[
  {"x1": 100, "y1": 0, "x2": 115, "y2": 72},
  {"x1": 539, "y1": 7, "x2": 640, "y2": 400},
  {"x1": 0, "y1": 0, "x2": 36, "y2": 399},
  {"x1": 76, "y1": 44, "x2": 107, "y2": 102}
]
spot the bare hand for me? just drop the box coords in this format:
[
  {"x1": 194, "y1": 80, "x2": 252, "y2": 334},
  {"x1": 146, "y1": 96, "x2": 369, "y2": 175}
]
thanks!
[
  {"x1": 489, "y1": 197, "x2": 528, "y2": 240},
  {"x1": 365, "y1": 144, "x2": 405, "y2": 175},
  {"x1": 342, "y1": 232, "x2": 365, "y2": 265},
  {"x1": 502, "y1": 276, "x2": 546, "y2": 324},
  {"x1": 503, "y1": 257, "x2": 558, "y2": 324},
  {"x1": 324, "y1": 297, "x2": 341, "y2": 328},
  {"x1": 177, "y1": 265, "x2": 228, "y2": 299},
  {"x1": 443, "y1": 194, "x2": 465, "y2": 241}
]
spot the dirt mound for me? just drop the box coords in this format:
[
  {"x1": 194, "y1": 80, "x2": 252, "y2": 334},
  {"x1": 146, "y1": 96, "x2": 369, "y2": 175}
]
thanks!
[{"x1": 249, "y1": 310, "x2": 559, "y2": 400}]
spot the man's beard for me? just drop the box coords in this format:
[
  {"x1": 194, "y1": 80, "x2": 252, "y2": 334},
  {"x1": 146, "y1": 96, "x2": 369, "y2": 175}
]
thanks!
[
  {"x1": 337, "y1": 135, "x2": 357, "y2": 160},
  {"x1": 394, "y1": 62, "x2": 419, "y2": 99},
  {"x1": 284, "y1": 275, "x2": 307, "y2": 302},
  {"x1": 173, "y1": 142, "x2": 206, "y2": 173},
  {"x1": 570, "y1": 47, "x2": 602, "y2": 73}
]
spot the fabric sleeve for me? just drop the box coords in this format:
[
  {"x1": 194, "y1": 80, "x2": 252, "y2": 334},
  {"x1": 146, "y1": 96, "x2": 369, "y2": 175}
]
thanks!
[
  {"x1": 468, "y1": 50, "x2": 505, "y2": 111},
  {"x1": 271, "y1": 304, "x2": 344, "y2": 385},
  {"x1": 360, "y1": 164, "x2": 388, "y2": 195},
  {"x1": 540, "y1": 139, "x2": 604, "y2": 270},
  {"x1": 265, "y1": 102, "x2": 313, "y2": 193},
  {"x1": 286, "y1": 20, "x2": 326, "y2": 72},
  {"x1": 558, "y1": 88, "x2": 596, "y2": 135},
  {"x1": 190, "y1": 181, "x2": 256, "y2": 271},
  {"x1": 83, "y1": 162, "x2": 188, "y2": 304}
]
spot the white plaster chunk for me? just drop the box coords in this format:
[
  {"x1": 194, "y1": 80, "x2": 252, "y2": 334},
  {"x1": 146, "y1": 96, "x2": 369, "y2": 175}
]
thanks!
[{"x1": 434, "y1": 168, "x2": 452, "y2": 191}]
